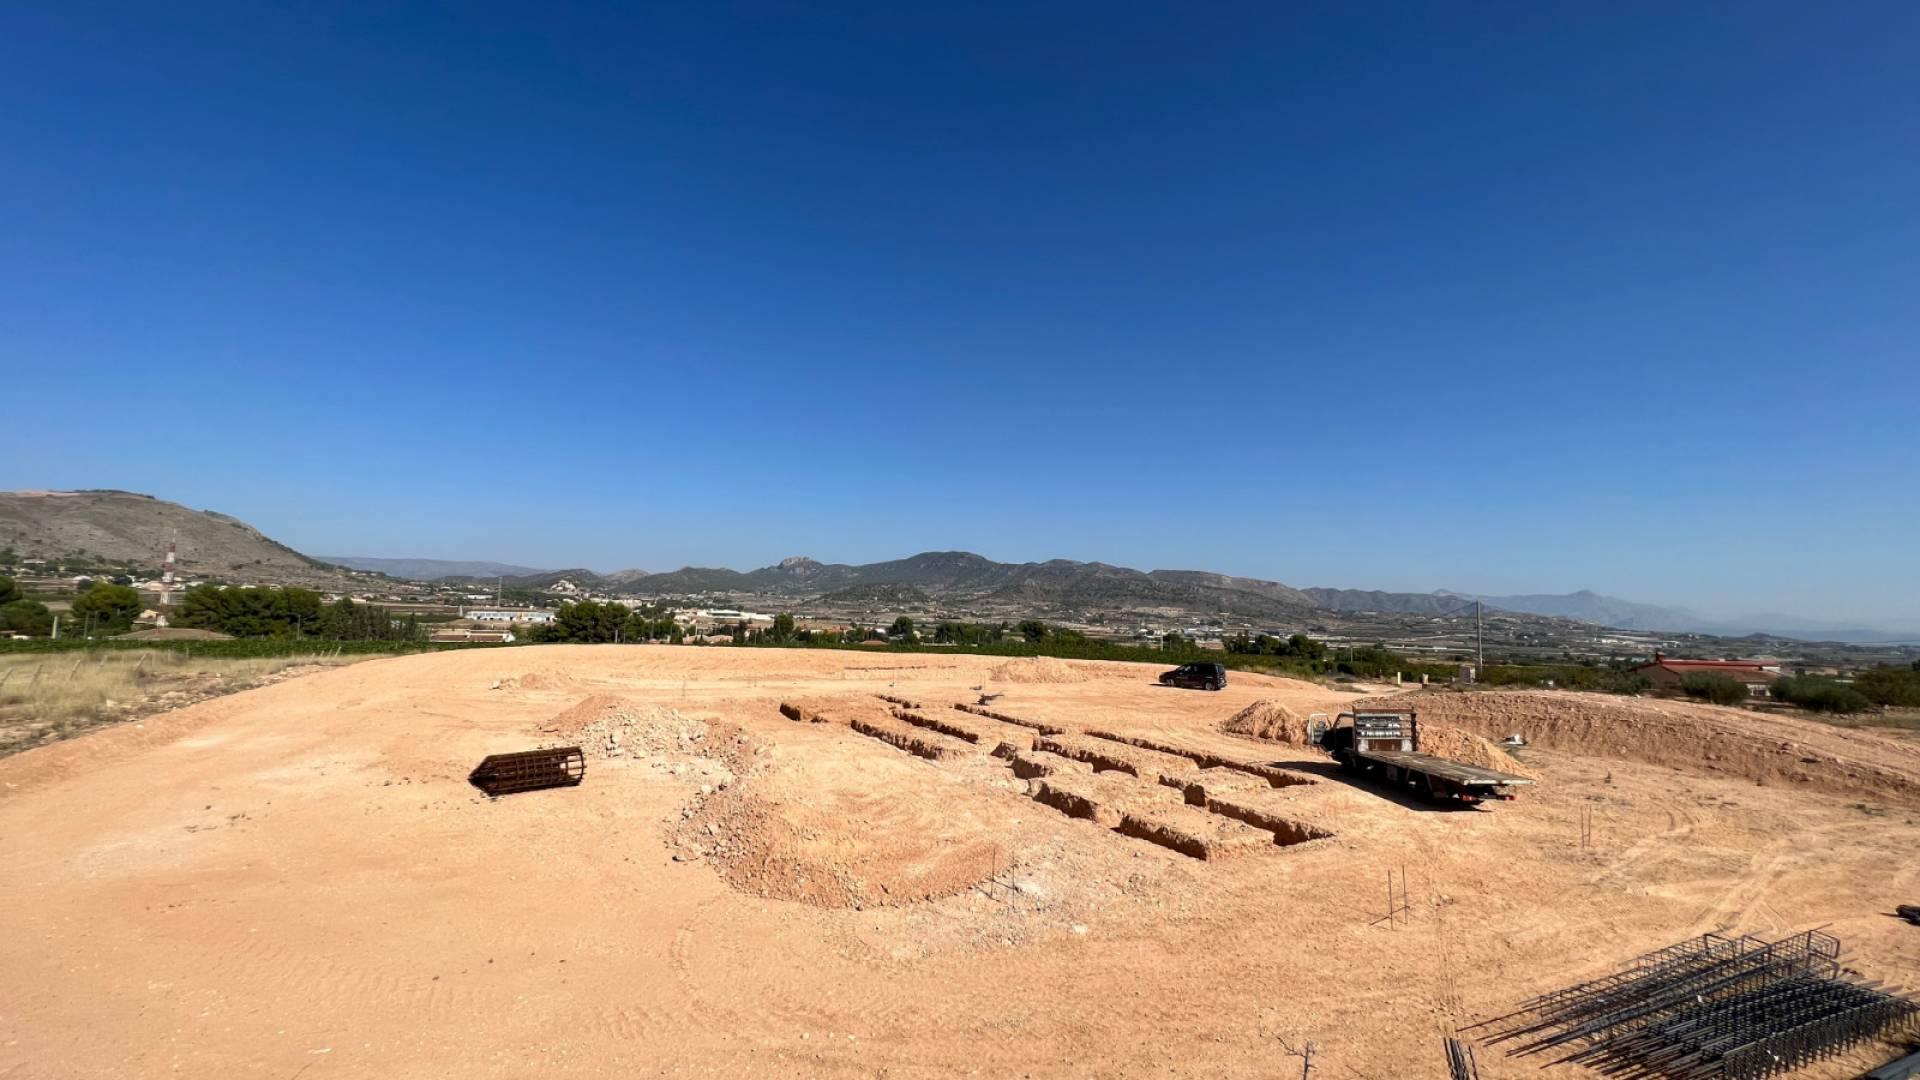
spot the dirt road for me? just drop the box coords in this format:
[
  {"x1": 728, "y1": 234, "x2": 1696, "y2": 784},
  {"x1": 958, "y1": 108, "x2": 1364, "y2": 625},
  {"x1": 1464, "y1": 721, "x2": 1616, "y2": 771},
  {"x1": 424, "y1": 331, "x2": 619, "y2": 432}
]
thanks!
[{"x1": 1, "y1": 646, "x2": 1914, "y2": 1078}]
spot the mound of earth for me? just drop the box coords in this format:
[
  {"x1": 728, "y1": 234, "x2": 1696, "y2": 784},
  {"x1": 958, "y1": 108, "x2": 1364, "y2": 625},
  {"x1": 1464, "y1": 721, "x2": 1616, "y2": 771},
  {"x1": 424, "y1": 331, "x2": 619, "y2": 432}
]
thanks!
[
  {"x1": 491, "y1": 669, "x2": 579, "y2": 691},
  {"x1": 1221, "y1": 700, "x2": 1310, "y2": 743},
  {"x1": 1416, "y1": 725, "x2": 1535, "y2": 779},
  {"x1": 540, "y1": 694, "x2": 746, "y2": 767},
  {"x1": 990, "y1": 657, "x2": 1090, "y2": 684},
  {"x1": 1357, "y1": 689, "x2": 1920, "y2": 806}
]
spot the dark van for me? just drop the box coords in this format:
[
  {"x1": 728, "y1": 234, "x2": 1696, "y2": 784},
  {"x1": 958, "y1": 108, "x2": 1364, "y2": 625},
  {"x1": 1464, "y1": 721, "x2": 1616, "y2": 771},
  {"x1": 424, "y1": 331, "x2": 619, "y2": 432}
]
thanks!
[{"x1": 1159, "y1": 661, "x2": 1227, "y2": 691}]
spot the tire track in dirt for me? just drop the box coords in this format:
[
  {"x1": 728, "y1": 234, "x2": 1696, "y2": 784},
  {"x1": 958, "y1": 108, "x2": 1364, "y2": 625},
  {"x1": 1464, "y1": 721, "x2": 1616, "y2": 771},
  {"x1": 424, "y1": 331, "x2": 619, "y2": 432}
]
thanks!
[
  {"x1": 1687, "y1": 820, "x2": 1864, "y2": 936},
  {"x1": 1587, "y1": 802, "x2": 1700, "y2": 891},
  {"x1": 195, "y1": 926, "x2": 482, "y2": 1026},
  {"x1": 660, "y1": 896, "x2": 909, "y2": 1047}
]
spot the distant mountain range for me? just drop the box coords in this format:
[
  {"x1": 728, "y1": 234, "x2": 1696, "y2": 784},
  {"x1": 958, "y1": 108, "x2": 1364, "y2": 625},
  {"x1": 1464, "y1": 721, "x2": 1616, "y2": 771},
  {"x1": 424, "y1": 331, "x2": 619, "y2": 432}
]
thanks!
[
  {"x1": 1304, "y1": 587, "x2": 1695, "y2": 630},
  {"x1": 321, "y1": 556, "x2": 553, "y2": 581},
  {"x1": 7, "y1": 491, "x2": 1911, "y2": 642},
  {"x1": 578, "y1": 553, "x2": 1330, "y2": 622}
]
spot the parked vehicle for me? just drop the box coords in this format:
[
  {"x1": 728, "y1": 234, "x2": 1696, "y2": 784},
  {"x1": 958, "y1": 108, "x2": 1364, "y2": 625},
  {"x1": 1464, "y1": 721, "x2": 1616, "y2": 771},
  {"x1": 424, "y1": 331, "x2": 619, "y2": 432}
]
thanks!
[
  {"x1": 1320, "y1": 710, "x2": 1532, "y2": 804},
  {"x1": 1158, "y1": 661, "x2": 1227, "y2": 691}
]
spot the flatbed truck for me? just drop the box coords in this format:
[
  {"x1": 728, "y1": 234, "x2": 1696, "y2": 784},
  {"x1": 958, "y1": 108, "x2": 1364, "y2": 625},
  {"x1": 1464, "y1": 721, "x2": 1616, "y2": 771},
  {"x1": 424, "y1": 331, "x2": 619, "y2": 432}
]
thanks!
[{"x1": 1320, "y1": 711, "x2": 1532, "y2": 805}]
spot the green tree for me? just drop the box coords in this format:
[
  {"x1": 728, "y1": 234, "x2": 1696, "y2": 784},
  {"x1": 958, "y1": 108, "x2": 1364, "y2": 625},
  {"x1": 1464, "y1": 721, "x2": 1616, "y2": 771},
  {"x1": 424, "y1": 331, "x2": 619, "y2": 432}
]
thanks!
[
  {"x1": 1018, "y1": 620, "x2": 1050, "y2": 643},
  {"x1": 1771, "y1": 675, "x2": 1873, "y2": 714},
  {"x1": 174, "y1": 584, "x2": 325, "y2": 638},
  {"x1": 889, "y1": 616, "x2": 917, "y2": 644},
  {"x1": 1161, "y1": 632, "x2": 1194, "y2": 653},
  {"x1": 0, "y1": 575, "x2": 19, "y2": 604},
  {"x1": 70, "y1": 582, "x2": 142, "y2": 634},
  {"x1": 1284, "y1": 633, "x2": 1327, "y2": 661},
  {"x1": 535, "y1": 601, "x2": 631, "y2": 643},
  {"x1": 0, "y1": 599, "x2": 53, "y2": 636},
  {"x1": 1854, "y1": 666, "x2": 1920, "y2": 708},
  {"x1": 770, "y1": 612, "x2": 797, "y2": 643},
  {"x1": 1339, "y1": 644, "x2": 1404, "y2": 679},
  {"x1": 1680, "y1": 671, "x2": 1750, "y2": 706}
]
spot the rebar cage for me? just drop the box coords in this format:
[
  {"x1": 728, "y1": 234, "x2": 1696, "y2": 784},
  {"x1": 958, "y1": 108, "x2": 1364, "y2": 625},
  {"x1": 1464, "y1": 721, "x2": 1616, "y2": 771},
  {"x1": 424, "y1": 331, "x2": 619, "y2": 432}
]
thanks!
[
  {"x1": 1468, "y1": 931, "x2": 1918, "y2": 1080},
  {"x1": 469, "y1": 746, "x2": 587, "y2": 797}
]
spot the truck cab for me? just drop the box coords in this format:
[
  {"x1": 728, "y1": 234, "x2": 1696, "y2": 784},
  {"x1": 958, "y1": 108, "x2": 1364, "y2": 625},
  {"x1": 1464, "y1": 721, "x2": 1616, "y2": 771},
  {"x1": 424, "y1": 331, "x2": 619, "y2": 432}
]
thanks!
[{"x1": 1320, "y1": 711, "x2": 1417, "y2": 765}]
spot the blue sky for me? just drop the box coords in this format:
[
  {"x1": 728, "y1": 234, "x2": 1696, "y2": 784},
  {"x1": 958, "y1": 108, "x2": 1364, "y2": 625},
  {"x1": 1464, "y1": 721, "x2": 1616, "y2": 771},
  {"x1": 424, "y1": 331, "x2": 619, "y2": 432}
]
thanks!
[{"x1": 4, "y1": 3, "x2": 1916, "y2": 624}]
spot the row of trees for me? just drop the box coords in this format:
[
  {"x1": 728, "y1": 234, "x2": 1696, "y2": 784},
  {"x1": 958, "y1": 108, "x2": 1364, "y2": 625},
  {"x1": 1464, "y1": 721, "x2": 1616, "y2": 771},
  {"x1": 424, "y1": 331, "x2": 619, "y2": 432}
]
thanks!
[
  {"x1": 1224, "y1": 632, "x2": 1329, "y2": 661},
  {"x1": 1854, "y1": 663, "x2": 1920, "y2": 707},
  {"x1": 526, "y1": 601, "x2": 684, "y2": 644},
  {"x1": 1681, "y1": 662, "x2": 1920, "y2": 714},
  {"x1": 1769, "y1": 664, "x2": 1920, "y2": 714},
  {"x1": 0, "y1": 576, "x2": 143, "y2": 636},
  {"x1": 175, "y1": 585, "x2": 423, "y2": 641}
]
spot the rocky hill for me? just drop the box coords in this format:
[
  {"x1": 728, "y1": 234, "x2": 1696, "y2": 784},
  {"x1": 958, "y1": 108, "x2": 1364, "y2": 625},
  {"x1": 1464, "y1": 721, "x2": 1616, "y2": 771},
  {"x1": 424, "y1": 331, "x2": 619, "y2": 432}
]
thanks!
[
  {"x1": 0, "y1": 490, "x2": 354, "y2": 587},
  {"x1": 817, "y1": 582, "x2": 934, "y2": 606}
]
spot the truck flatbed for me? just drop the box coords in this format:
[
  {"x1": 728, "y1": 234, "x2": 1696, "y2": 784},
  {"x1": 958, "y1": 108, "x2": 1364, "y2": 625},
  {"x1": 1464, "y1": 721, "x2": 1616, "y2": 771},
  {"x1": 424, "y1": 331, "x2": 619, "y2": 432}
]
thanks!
[
  {"x1": 1357, "y1": 749, "x2": 1533, "y2": 790},
  {"x1": 1322, "y1": 711, "x2": 1535, "y2": 805}
]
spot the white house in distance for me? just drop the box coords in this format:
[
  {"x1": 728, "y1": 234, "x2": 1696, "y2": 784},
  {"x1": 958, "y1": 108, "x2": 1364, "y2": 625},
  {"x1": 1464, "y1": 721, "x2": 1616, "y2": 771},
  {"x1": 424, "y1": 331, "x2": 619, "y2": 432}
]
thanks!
[{"x1": 464, "y1": 609, "x2": 556, "y2": 624}]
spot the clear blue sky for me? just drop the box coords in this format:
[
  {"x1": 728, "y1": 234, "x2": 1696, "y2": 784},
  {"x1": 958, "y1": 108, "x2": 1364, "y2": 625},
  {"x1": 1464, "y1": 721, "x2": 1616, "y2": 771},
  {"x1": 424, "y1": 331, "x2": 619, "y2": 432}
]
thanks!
[{"x1": 4, "y1": 3, "x2": 1916, "y2": 625}]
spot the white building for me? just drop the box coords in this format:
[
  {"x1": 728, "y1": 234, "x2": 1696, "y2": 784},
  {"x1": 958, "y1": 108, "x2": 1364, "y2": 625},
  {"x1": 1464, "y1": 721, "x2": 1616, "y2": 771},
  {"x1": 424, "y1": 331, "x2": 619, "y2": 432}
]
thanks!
[{"x1": 465, "y1": 609, "x2": 556, "y2": 624}]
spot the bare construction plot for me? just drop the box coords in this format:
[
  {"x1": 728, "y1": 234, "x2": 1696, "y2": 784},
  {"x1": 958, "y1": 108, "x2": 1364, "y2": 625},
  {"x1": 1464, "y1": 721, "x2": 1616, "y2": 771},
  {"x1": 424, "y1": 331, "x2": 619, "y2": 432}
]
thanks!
[{"x1": 2, "y1": 645, "x2": 1917, "y2": 1079}]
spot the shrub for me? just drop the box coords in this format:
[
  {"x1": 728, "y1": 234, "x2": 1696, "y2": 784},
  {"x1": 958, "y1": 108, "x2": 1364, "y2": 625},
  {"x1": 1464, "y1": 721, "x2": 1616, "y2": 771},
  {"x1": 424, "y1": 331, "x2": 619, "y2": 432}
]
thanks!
[
  {"x1": 0, "y1": 599, "x2": 52, "y2": 636},
  {"x1": 1853, "y1": 666, "x2": 1920, "y2": 708},
  {"x1": 1772, "y1": 675, "x2": 1874, "y2": 715},
  {"x1": 1483, "y1": 664, "x2": 1651, "y2": 695},
  {"x1": 1680, "y1": 671, "x2": 1750, "y2": 706}
]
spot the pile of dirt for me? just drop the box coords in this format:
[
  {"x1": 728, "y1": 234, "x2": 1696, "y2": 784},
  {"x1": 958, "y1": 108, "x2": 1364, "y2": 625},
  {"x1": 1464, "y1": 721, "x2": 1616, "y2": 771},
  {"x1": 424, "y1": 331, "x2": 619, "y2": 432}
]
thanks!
[
  {"x1": 1221, "y1": 700, "x2": 1310, "y2": 744},
  {"x1": 1355, "y1": 689, "x2": 1920, "y2": 806},
  {"x1": 990, "y1": 657, "x2": 1090, "y2": 684},
  {"x1": 503, "y1": 670, "x2": 576, "y2": 691},
  {"x1": 540, "y1": 694, "x2": 757, "y2": 774},
  {"x1": 1416, "y1": 725, "x2": 1535, "y2": 779}
]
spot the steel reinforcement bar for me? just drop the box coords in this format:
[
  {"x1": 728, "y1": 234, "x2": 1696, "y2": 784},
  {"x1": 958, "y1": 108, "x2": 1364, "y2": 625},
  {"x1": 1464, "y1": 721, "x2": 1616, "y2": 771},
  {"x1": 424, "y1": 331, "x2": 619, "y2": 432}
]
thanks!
[{"x1": 1470, "y1": 930, "x2": 1915, "y2": 1080}]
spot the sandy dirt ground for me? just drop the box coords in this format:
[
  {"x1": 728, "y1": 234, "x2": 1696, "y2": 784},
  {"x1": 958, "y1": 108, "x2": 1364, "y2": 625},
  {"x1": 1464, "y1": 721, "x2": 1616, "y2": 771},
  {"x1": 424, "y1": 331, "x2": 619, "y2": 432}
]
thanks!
[{"x1": 1, "y1": 645, "x2": 1916, "y2": 1079}]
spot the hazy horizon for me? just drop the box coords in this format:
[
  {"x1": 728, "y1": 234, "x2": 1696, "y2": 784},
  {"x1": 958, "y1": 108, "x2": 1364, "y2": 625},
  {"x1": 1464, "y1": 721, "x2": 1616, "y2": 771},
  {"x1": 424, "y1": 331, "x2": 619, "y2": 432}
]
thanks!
[{"x1": 5, "y1": 6, "x2": 1916, "y2": 626}]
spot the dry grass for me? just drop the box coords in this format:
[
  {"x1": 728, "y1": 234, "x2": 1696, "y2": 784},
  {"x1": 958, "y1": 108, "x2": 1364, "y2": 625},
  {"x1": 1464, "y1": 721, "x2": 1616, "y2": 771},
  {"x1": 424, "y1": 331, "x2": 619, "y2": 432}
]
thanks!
[
  {"x1": 1809, "y1": 708, "x2": 1920, "y2": 734},
  {"x1": 0, "y1": 650, "x2": 370, "y2": 757}
]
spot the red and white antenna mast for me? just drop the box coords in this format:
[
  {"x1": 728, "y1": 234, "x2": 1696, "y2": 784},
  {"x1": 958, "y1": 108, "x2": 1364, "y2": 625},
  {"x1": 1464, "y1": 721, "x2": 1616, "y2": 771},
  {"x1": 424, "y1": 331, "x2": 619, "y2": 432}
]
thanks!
[{"x1": 160, "y1": 532, "x2": 178, "y2": 606}]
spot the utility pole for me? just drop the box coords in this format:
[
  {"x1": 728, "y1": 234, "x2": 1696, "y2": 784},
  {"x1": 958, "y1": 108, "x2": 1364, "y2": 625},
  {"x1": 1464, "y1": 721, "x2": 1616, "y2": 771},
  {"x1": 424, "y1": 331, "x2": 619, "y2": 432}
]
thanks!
[{"x1": 1475, "y1": 601, "x2": 1483, "y2": 677}]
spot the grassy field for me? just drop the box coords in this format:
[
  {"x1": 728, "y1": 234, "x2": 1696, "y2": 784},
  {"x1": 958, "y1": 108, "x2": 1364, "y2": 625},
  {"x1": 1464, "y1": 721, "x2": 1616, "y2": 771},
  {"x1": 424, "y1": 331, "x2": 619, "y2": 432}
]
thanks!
[
  {"x1": 0, "y1": 648, "x2": 380, "y2": 757},
  {"x1": 1811, "y1": 707, "x2": 1920, "y2": 737}
]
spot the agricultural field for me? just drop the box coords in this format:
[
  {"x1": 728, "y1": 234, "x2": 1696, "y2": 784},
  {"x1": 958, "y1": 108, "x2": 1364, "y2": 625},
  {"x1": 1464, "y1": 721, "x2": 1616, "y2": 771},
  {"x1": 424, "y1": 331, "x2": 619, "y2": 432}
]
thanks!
[{"x1": 0, "y1": 645, "x2": 1915, "y2": 1078}]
